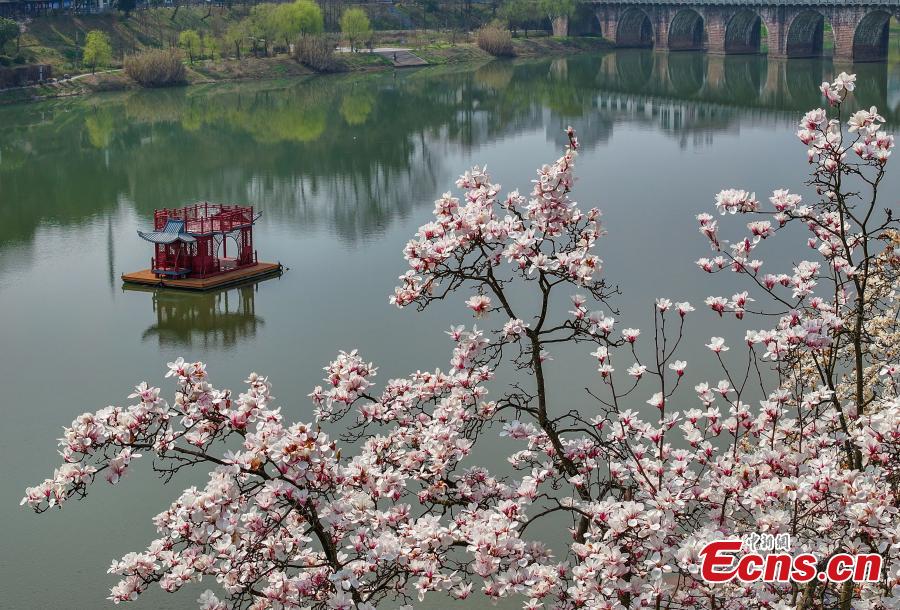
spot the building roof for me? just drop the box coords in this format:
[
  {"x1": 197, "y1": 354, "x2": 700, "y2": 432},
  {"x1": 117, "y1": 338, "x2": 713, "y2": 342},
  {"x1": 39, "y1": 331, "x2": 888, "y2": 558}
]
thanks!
[{"x1": 137, "y1": 219, "x2": 197, "y2": 245}]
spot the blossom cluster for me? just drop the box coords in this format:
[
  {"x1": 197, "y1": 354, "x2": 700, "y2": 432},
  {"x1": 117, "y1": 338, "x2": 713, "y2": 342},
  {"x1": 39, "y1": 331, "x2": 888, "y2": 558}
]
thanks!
[{"x1": 390, "y1": 127, "x2": 606, "y2": 313}]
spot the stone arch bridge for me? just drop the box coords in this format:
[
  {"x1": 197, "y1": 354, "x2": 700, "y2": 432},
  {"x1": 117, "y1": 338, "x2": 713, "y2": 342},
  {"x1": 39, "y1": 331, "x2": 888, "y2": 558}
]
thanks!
[{"x1": 554, "y1": 1, "x2": 900, "y2": 62}]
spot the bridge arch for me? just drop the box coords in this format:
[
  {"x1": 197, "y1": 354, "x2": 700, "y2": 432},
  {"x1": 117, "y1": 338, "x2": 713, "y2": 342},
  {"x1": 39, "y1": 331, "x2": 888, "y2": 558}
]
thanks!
[
  {"x1": 786, "y1": 10, "x2": 828, "y2": 58},
  {"x1": 853, "y1": 11, "x2": 891, "y2": 62},
  {"x1": 571, "y1": 3, "x2": 602, "y2": 36},
  {"x1": 724, "y1": 9, "x2": 767, "y2": 55},
  {"x1": 616, "y1": 8, "x2": 654, "y2": 48},
  {"x1": 668, "y1": 9, "x2": 705, "y2": 51}
]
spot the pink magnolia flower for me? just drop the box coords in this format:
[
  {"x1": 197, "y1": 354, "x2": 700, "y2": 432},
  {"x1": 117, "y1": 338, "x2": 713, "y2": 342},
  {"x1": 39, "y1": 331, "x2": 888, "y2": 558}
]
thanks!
[
  {"x1": 668, "y1": 360, "x2": 687, "y2": 376},
  {"x1": 706, "y1": 337, "x2": 729, "y2": 353},
  {"x1": 466, "y1": 295, "x2": 492, "y2": 318}
]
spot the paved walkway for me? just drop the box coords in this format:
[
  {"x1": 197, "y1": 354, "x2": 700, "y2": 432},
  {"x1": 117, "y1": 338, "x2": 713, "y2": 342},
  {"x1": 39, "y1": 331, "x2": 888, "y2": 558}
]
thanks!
[
  {"x1": 68, "y1": 68, "x2": 122, "y2": 81},
  {"x1": 338, "y1": 47, "x2": 428, "y2": 67}
]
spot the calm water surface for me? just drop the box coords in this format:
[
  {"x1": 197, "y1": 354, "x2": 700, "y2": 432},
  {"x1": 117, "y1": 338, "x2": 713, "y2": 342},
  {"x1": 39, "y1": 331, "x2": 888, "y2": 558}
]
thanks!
[{"x1": 1, "y1": 51, "x2": 899, "y2": 609}]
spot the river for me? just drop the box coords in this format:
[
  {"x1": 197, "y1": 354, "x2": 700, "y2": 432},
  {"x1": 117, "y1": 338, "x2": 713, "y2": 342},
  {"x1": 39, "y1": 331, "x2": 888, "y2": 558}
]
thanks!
[{"x1": 1, "y1": 50, "x2": 898, "y2": 608}]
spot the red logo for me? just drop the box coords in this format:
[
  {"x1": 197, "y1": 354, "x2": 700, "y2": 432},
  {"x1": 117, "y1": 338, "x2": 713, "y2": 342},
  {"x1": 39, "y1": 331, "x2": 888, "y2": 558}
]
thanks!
[{"x1": 700, "y1": 540, "x2": 882, "y2": 584}]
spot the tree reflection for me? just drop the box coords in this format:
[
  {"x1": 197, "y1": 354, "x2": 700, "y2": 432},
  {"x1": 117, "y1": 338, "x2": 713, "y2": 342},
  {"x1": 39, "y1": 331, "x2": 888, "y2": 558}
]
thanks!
[{"x1": 0, "y1": 51, "x2": 896, "y2": 258}]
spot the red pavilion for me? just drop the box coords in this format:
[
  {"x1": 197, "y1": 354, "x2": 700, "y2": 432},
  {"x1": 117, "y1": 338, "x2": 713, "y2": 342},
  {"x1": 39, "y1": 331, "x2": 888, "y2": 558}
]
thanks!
[{"x1": 123, "y1": 202, "x2": 281, "y2": 290}]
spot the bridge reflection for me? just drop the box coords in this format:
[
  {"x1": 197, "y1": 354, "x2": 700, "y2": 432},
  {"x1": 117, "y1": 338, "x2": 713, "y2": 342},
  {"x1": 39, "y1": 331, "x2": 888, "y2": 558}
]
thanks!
[
  {"x1": 541, "y1": 50, "x2": 898, "y2": 149},
  {"x1": 595, "y1": 50, "x2": 894, "y2": 114}
]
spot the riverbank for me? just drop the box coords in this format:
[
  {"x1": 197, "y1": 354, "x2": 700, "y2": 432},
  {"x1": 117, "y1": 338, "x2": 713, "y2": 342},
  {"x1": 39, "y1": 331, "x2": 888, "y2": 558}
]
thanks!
[{"x1": 0, "y1": 36, "x2": 611, "y2": 105}]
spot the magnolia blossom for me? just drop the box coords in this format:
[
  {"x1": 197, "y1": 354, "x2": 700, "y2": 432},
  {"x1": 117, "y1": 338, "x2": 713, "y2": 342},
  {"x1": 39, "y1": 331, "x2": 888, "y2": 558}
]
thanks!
[
  {"x1": 22, "y1": 79, "x2": 900, "y2": 610},
  {"x1": 668, "y1": 360, "x2": 687, "y2": 376},
  {"x1": 465, "y1": 295, "x2": 492, "y2": 318},
  {"x1": 502, "y1": 318, "x2": 529, "y2": 339},
  {"x1": 706, "y1": 337, "x2": 729, "y2": 353},
  {"x1": 627, "y1": 363, "x2": 647, "y2": 379},
  {"x1": 714, "y1": 189, "x2": 759, "y2": 215}
]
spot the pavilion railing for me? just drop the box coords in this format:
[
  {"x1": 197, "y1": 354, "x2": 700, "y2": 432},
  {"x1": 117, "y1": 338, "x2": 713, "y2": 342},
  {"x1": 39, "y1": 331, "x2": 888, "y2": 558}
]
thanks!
[{"x1": 153, "y1": 202, "x2": 255, "y2": 236}]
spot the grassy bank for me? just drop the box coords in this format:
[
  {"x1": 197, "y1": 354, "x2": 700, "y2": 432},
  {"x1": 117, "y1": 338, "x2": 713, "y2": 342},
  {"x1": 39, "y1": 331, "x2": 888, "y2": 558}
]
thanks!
[
  {"x1": 412, "y1": 35, "x2": 611, "y2": 65},
  {"x1": 0, "y1": 54, "x2": 384, "y2": 103},
  {"x1": 4, "y1": 8, "x2": 612, "y2": 104},
  {"x1": 18, "y1": 8, "x2": 245, "y2": 73},
  {"x1": 16, "y1": 8, "x2": 610, "y2": 74}
]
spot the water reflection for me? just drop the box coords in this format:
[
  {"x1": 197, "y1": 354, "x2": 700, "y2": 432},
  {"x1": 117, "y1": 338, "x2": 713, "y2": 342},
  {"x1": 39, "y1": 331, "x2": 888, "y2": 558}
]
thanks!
[
  {"x1": 126, "y1": 282, "x2": 264, "y2": 351},
  {"x1": 593, "y1": 50, "x2": 897, "y2": 113},
  {"x1": 1, "y1": 51, "x2": 898, "y2": 257}
]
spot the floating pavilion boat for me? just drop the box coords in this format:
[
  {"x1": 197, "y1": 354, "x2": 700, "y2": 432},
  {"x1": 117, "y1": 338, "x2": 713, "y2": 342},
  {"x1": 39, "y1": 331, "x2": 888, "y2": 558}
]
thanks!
[{"x1": 122, "y1": 202, "x2": 282, "y2": 290}]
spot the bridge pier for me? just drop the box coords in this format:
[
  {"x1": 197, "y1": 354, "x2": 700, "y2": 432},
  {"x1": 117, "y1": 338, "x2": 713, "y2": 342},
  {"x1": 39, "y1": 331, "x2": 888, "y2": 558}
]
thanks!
[
  {"x1": 552, "y1": 16, "x2": 569, "y2": 37},
  {"x1": 651, "y1": 7, "x2": 671, "y2": 51},
  {"x1": 762, "y1": 7, "x2": 788, "y2": 59},
  {"x1": 704, "y1": 9, "x2": 729, "y2": 55},
  {"x1": 830, "y1": 11, "x2": 858, "y2": 63}
]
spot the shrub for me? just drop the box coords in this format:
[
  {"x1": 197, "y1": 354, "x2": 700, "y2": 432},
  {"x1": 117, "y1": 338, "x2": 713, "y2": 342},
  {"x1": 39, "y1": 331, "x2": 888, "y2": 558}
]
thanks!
[
  {"x1": 293, "y1": 34, "x2": 343, "y2": 73},
  {"x1": 476, "y1": 24, "x2": 514, "y2": 57},
  {"x1": 0, "y1": 17, "x2": 17, "y2": 53},
  {"x1": 124, "y1": 49, "x2": 186, "y2": 88}
]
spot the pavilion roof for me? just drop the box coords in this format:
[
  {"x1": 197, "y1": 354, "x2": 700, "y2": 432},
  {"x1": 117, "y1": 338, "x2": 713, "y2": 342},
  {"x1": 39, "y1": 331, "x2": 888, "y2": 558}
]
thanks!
[{"x1": 137, "y1": 219, "x2": 197, "y2": 245}]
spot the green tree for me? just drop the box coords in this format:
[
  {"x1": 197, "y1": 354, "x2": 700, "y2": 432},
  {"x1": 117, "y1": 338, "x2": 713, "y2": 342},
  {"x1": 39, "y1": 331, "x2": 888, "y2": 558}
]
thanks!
[
  {"x1": 202, "y1": 32, "x2": 217, "y2": 60},
  {"x1": 414, "y1": 0, "x2": 439, "y2": 30},
  {"x1": 539, "y1": 0, "x2": 575, "y2": 19},
  {"x1": 178, "y1": 29, "x2": 201, "y2": 64},
  {"x1": 82, "y1": 30, "x2": 112, "y2": 74},
  {"x1": 0, "y1": 17, "x2": 18, "y2": 54},
  {"x1": 340, "y1": 7, "x2": 371, "y2": 52},
  {"x1": 223, "y1": 21, "x2": 249, "y2": 59},
  {"x1": 248, "y1": 4, "x2": 279, "y2": 56},
  {"x1": 272, "y1": 0, "x2": 323, "y2": 51},
  {"x1": 499, "y1": 0, "x2": 539, "y2": 37}
]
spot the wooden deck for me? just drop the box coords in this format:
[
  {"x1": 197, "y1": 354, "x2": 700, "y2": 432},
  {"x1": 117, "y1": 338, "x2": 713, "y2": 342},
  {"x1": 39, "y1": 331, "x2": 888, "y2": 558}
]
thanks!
[{"x1": 122, "y1": 262, "x2": 282, "y2": 291}]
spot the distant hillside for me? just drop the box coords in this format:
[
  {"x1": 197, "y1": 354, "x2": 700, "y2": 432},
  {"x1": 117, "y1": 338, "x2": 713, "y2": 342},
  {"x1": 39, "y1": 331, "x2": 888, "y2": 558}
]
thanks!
[{"x1": 18, "y1": 6, "x2": 253, "y2": 72}]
